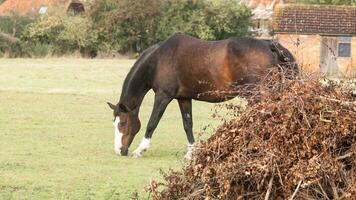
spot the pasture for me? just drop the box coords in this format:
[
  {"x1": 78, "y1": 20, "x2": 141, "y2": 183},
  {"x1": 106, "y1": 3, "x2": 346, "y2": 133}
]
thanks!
[{"x1": 0, "y1": 59, "x2": 241, "y2": 199}]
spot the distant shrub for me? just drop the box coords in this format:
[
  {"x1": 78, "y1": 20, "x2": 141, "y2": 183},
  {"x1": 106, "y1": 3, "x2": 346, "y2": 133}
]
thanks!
[
  {"x1": 0, "y1": 13, "x2": 34, "y2": 57},
  {"x1": 156, "y1": 0, "x2": 251, "y2": 41},
  {"x1": 0, "y1": 15, "x2": 31, "y2": 35},
  {"x1": 23, "y1": 10, "x2": 98, "y2": 57},
  {"x1": 27, "y1": 43, "x2": 54, "y2": 58},
  {"x1": 90, "y1": 0, "x2": 252, "y2": 53},
  {"x1": 1, "y1": 0, "x2": 252, "y2": 57},
  {"x1": 154, "y1": 0, "x2": 213, "y2": 41},
  {"x1": 0, "y1": 12, "x2": 57, "y2": 58},
  {"x1": 204, "y1": 0, "x2": 251, "y2": 39},
  {"x1": 89, "y1": 0, "x2": 162, "y2": 53}
]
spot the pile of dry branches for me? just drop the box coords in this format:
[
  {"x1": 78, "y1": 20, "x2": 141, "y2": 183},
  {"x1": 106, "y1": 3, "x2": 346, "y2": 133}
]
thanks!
[{"x1": 148, "y1": 74, "x2": 356, "y2": 200}]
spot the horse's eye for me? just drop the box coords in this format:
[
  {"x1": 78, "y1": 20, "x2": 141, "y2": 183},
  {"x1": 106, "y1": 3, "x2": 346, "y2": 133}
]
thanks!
[{"x1": 120, "y1": 121, "x2": 127, "y2": 126}]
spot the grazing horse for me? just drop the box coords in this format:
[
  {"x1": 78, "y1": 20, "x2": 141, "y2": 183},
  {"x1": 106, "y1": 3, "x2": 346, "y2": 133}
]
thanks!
[{"x1": 107, "y1": 33, "x2": 298, "y2": 158}]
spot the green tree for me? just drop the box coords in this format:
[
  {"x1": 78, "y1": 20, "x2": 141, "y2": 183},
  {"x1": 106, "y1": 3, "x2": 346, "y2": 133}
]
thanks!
[
  {"x1": 0, "y1": 12, "x2": 34, "y2": 57},
  {"x1": 204, "y1": 0, "x2": 251, "y2": 39},
  {"x1": 23, "y1": 10, "x2": 98, "y2": 57},
  {"x1": 156, "y1": 0, "x2": 251, "y2": 41},
  {"x1": 90, "y1": 0, "x2": 162, "y2": 53},
  {"x1": 108, "y1": 0, "x2": 162, "y2": 53},
  {"x1": 90, "y1": 0, "x2": 252, "y2": 53},
  {"x1": 155, "y1": 0, "x2": 213, "y2": 41}
]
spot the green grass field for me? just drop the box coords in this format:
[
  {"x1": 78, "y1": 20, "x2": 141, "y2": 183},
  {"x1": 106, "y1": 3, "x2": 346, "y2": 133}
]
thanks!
[{"x1": 0, "y1": 58, "x2": 242, "y2": 199}]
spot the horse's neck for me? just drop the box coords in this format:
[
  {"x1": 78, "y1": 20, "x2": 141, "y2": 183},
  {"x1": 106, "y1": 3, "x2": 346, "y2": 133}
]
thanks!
[
  {"x1": 119, "y1": 69, "x2": 150, "y2": 112},
  {"x1": 119, "y1": 43, "x2": 161, "y2": 111},
  {"x1": 119, "y1": 58, "x2": 155, "y2": 112}
]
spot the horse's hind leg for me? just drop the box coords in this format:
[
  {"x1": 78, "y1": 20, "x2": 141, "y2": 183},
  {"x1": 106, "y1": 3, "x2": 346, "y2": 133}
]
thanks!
[
  {"x1": 132, "y1": 92, "x2": 172, "y2": 157},
  {"x1": 178, "y1": 99, "x2": 195, "y2": 160}
]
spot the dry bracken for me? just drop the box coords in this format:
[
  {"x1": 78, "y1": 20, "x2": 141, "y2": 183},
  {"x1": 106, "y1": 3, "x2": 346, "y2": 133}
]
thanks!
[{"x1": 148, "y1": 72, "x2": 356, "y2": 200}]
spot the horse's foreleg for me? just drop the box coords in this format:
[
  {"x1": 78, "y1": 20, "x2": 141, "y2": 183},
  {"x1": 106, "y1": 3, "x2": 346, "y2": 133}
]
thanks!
[
  {"x1": 132, "y1": 92, "x2": 172, "y2": 157},
  {"x1": 178, "y1": 99, "x2": 195, "y2": 160}
]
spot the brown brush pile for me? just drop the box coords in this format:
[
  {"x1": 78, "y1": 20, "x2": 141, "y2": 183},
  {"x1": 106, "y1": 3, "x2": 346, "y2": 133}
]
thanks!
[{"x1": 148, "y1": 74, "x2": 356, "y2": 200}]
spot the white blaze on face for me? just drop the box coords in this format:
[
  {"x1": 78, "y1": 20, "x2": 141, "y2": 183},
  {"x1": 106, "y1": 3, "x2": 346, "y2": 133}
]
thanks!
[{"x1": 113, "y1": 116, "x2": 123, "y2": 155}]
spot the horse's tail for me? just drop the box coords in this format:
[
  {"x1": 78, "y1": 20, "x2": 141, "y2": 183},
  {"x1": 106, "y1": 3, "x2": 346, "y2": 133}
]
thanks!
[{"x1": 267, "y1": 40, "x2": 299, "y2": 77}]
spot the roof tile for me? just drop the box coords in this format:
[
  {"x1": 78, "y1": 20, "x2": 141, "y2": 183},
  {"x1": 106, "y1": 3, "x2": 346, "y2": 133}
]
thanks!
[
  {"x1": 273, "y1": 5, "x2": 356, "y2": 35},
  {"x1": 0, "y1": 0, "x2": 70, "y2": 16}
]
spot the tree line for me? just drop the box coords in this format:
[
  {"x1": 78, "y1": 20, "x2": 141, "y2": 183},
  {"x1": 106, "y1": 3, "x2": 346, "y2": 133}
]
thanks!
[
  {"x1": 0, "y1": 0, "x2": 251, "y2": 57},
  {"x1": 0, "y1": 0, "x2": 353, "y2": 58}
]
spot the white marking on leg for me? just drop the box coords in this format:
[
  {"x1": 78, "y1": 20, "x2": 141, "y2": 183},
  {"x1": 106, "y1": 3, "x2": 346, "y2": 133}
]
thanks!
[
  {"x1": 113, "y1": 116, "x2": 123, "y2": 155},
  {"x1": 132, "y1": 137, "x2": 151, "y2": 157},
  {"x1": 184, "y1": 143, "x2": 195, "y2": 160}
]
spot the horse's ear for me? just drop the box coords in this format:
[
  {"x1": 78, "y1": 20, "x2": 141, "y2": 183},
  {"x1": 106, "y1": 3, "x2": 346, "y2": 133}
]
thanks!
[{"x1": 107, "y1": 102, "x2": 116, "y2": 110}]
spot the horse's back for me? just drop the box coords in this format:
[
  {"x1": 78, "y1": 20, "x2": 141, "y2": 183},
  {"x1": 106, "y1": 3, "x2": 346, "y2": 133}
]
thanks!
[
  {"x1": 160, "y1": 35, "x2": 278, "y2": 84},
  {"x1": 153, "y1": 34, "x2": 233, "y2": 98},
  {"x1": 147, "y1": 34, "x2": 294, "y2": 101}
]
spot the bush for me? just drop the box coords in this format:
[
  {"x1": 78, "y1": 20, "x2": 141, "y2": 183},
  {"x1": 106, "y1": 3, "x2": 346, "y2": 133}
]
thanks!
[
  {"x1": 0, "y1": 13, "x2": 34, "y2": 57},
  {"x1": 154, "y1": 0, "x2": 212, "y2": 41},
  {"x1": 90, "y1": 0, "x2": 162, "y2": 53},
  {"x1": 1, "y1": 0, "x2": 252, "y2": 57},
  {"x1": 156, "y1": 0, "x2": 251, "y2": 41},
  {"x1": 90, "y1": 0, "x2": 252, "y2": 53},
  {"x1": 204, "y1": 0, "x2": 251, "y2": 39},
  {"x1": 0, "y1": 11, "x2": 85, "y2": 58},
  {"x1": 22, "y1": 10, "x2": 98, "y2": 57}
]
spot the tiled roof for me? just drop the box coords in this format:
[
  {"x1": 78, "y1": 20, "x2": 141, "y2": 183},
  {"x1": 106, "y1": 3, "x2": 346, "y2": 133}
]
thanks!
[
  {"x1": 0, "y1": 0, "x2": 73, "y2": 16},
  {"x1": 273, "y1": 5, "x2": 356, "y2": 35}
]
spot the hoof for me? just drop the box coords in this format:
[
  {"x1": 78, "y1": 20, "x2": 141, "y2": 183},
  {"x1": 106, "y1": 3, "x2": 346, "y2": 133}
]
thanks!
[
  {"x1": 114, "y1": 149, "x2": 121, "y2": 156},
  {"x1": 131, "y1": 150, "x2": 142, "y2": 158},
  {"x1": 184, "y1": 152, "x2": 192, "y2": 160},
  {"x1": 184, "y1": 143, "x2": 195, "y2": 161}
]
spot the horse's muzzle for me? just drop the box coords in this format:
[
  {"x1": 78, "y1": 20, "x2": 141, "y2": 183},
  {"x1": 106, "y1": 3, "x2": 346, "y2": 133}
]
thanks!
[{"x1": 121, "y1": 146, "x2": 129, "y2": 156}]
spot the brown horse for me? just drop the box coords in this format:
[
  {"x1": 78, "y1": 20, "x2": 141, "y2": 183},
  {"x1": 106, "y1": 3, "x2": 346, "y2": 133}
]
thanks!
[{"x1": 107, "y1": 33, "x2": 298, "y2": 158}]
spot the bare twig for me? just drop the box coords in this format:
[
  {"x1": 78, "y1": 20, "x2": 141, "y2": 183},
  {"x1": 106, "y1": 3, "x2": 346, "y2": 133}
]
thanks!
[
  {"x1": 319, "y1": 96, "x2": 356, "y2": 108},
  {"x1": 318, "y1": 181, "x2": 330, "y2": 200},
  {"x1": 183, "y1": 188, "x2": 205, "y2": 200},
  {"x1": 264, "y1": 176, "x2": 274, "y2": 200},
  {"x1": 289, "y1": 179, "x2": 303, "y2": 200},
  {"x1": 265, "y1": 163, "x2": 275, "y2": 200},
  {"x1": 330, "y1": 180, "x2": 339, "y2": 199},
  {"x1": 336, "y1": 152, "x2": 354, "y2": 161},
  {"x1": 275, "y1": 163, "x2": 284, "y2": 187}
]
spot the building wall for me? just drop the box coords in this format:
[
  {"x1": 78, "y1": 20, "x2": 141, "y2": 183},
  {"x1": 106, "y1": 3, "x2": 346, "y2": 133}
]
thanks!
[
  {"x1": 350, "y1": 37, "x2": 356, "y2": 77},
  {"x1": 335, "y1": 37, "x2": 355, "y2": 78},
  {"x1": 276, "y1": 33, "x2": 356, "y2": 78},
  {"x1": 276, "y1": 34, "x2": 321, "y2": 74}
]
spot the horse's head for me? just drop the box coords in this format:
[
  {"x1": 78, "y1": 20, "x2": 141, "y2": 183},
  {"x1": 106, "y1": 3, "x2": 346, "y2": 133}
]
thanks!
[{"x1": 107, "y1": 102, "x2": 141, "y2": 156}]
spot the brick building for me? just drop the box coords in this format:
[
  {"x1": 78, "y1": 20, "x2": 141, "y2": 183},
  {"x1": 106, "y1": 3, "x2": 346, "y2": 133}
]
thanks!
[{"x1": 273, "y1": 4, "x2": 356, "y2": 78}]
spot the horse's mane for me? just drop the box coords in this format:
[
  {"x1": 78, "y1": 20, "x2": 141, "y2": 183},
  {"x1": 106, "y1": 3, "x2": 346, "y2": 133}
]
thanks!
[
  {"x1": 117, "y1": 42, "x2": 162, "y2": 114},
  {"x1": 122, "y1": 42, "x2": 162, "y2": 91}
]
